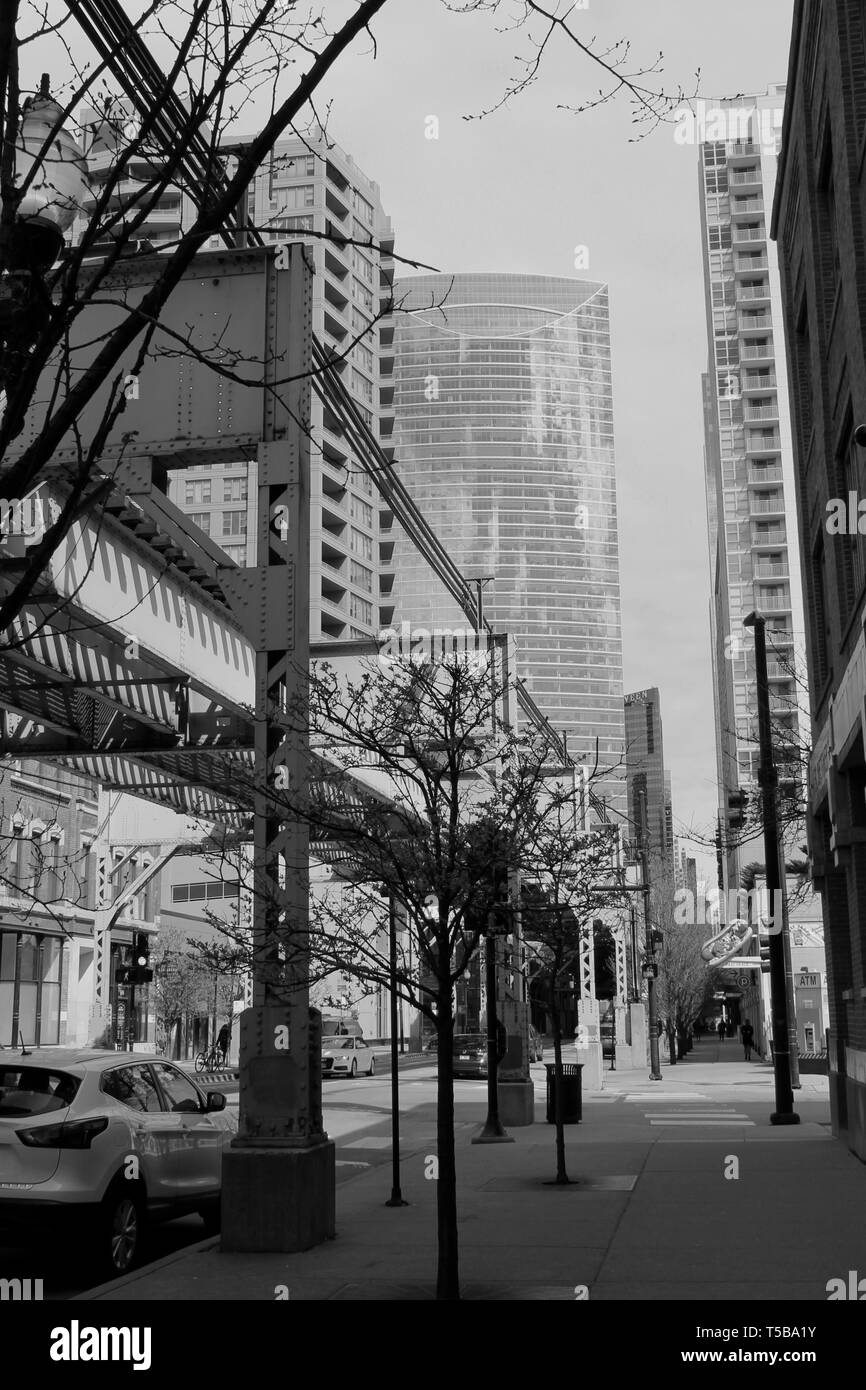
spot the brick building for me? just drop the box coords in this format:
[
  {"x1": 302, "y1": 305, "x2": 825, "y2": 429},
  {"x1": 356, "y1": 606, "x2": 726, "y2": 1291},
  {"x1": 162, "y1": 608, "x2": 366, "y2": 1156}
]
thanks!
[{"x1": 771, "y1": 0, "x2": 866, "y2": 1156}]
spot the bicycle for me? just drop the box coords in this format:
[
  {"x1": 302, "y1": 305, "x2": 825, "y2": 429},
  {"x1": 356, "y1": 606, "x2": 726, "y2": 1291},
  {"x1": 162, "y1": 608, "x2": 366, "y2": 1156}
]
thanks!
[{"x1": 194, "y1": 1046, "x2": 224, "y2": 1073}]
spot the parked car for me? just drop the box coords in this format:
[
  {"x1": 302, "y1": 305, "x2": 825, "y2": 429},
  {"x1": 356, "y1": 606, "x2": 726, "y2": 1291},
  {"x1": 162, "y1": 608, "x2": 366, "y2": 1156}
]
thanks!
[
  {"x1": 528, "y1": 1025, "x2": 544, "y2": 1063},
  {"x1": 452, "y1": 1033, "x2": 488, "y2": 1079},
  {"x1": 321, "y1": 1035, "x2": 376, "y2": 1078},
  {"x1": 0, "y1": 1050, "x2": 236, "y2": 1278}
]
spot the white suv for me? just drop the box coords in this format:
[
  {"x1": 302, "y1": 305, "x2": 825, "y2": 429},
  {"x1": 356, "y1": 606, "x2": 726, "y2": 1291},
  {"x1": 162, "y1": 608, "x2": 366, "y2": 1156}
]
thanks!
[{"x1": 0, "y1": 1050, "x2": 237, "y2": 1277}]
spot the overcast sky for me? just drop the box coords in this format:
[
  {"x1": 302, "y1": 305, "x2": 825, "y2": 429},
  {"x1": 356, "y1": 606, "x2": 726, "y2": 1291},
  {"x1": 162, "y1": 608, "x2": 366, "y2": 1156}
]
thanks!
[
  {"x1": 307, "y1": 0, "x2": 797, "y2": 878},
  {"x1": 29, "y1": 1, "x2": 797, "y2": 878}
]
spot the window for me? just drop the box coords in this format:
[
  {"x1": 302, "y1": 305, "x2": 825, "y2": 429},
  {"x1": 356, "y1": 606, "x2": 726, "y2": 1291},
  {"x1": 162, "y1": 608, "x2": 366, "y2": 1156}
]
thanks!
[
  {"x1": 353, "y1": 279, "x2": 374, "y2": 313},
  {"x1": 354, "y1": 342, "x2": 374, "y2": 375},
  {"x1": 352, "y1": 188, "x2": 374, "y2": 225},
  {"x1": 350, "y1": 560, "x2": 373, "y2": 592},
  {"x1": 152, "y1": 1062, "x2": 203, "y2": 1113},
  {"x1": 351, "y1": 368, "x2": 373, "y2": 404},
  {"x1": 349, "y1": 594, "x2": 372, "y2": 625},
  {"x1": 270, "y1": 214, "x2": 314, "y2": 235},
  {"x1": 349, "y1": 495, "x2": 373, "y2": 528},
  {"x1": 352, "y1": 306, "x2": 373, "y2": 337},
  {"x1": 275, "y1": 153, "x2": 315, "y2": 179},
  {"x1": 102, "y1": 1065, "x2": 163, "y2": 1113},
  {"x1": 350, "y1": 527, "x2": 372, "y2": 561},
  {"x1": 222, "y1": 511, "x2": 247, "y2": 537},
  {"x1": 352, "y1": 248, "x2": 374, "y2": 283},
  {"x1": 188, "y1": 512, "x2": 211, "y2": 534},
  {"x1": 172, "y1": 881, "x2": 239, "y2": 903},
  {"x1": 185, "y1": 479, "x2": 211, "y2": 506},
  {"x1": 281, "y1": 184, "x2": 315, "y2": 210},
  {"x1": 0, "y1": 1066, "x2": 80, "y2": 1115},
  {"x1": 223, "y1": 478, "x2": 248, "y2": 502}
]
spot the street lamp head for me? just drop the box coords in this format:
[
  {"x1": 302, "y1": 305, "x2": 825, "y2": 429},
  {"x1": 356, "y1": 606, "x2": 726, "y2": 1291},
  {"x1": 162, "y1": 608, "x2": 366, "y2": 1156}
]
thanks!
[
  {"x1": 855, "y1": 424, "x2": 866, "y2": 448},
  {"x1": 743, "y1": 612, "x2": 761, "y2": 629}
]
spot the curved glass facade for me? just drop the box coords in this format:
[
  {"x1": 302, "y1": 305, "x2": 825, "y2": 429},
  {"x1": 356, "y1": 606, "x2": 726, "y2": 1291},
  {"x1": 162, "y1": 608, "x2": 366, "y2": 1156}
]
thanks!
[{"x1": 391, "y1": 273, "x2": 625, "y2": 802}]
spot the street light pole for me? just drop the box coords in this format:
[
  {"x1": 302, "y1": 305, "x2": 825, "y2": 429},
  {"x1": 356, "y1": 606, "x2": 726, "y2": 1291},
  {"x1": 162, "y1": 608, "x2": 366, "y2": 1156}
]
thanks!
[
  {"x1": 743, "y1": 612, "x2": 799, "y2": 1125},
  {"x1": 385, "y1": 894, "x2": 408, "y2": 1206},
  {"x1": 638, "y1": 789, "x2": 663, "y2": 1081}
]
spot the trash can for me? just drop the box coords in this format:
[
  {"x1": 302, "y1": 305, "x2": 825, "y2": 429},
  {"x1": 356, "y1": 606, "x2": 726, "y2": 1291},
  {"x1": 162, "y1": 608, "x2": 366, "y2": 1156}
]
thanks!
[{"x1": 545, "y1": 1062, "x2": 582, "y2": 1124}]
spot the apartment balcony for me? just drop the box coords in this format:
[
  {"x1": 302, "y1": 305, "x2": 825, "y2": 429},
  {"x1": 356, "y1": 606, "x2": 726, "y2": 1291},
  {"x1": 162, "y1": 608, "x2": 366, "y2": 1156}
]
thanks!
[
  {"x1": 748, "y1": 464, "x2": 784, "y2": 485},
  {"x1": 733, "y1": 226, "x2": 767, "y2": 245},
  {"x1": 754, "y1": 561, "x2": 789, "y2": 579},
  {"x1": 729, "y1": 141, "x2": 760, "y2": 161},
  {"x1": 735, "y1": 255, "x2": 769, "y2": 276},
  {"x1": 743, "y1": 371, "x2": 777, "y2": 392},
  {"x1": 731, "y1": 198, "x2": 765, "y2": 219},
  {"x1": 751, "y1": 527, "x2": 786, "y2": 547},
  {"x1": 738, "y1": 311, "x2": 773, "y2": 334},
  {"x1": 745, "y1": 434, "x2": 781, "y2": 456},
  {"x1": 759, "y1": 593, "x2": 793, "y2": 611},
  {"x1": 744, "y1": 401, "x2": 779, "y2": 422},
  {"x1": 766, "y1": 660, "x2": 791, "y2": 680},
  {"x1": 741, "y1": 341, "x2": 775, "y2": 363},
  {"x1": 730, "y1": 166, "x2": 762, "y2": 187},
  {"x1": 738, "y1": 283, "x2": 771, "y2": 302},
  {"x1": 749, "y1": 495, "x2": 786, "y2": 516}
]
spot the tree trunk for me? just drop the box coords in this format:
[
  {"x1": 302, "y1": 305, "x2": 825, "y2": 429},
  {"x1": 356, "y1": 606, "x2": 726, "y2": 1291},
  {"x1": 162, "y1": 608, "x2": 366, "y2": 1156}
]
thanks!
[
  {"x1": 435, "y1": 981, "x2": 460, "y2": 1300},
  {"x1": 549, "y1": 975, "x2": 569, "y2": 1184},
  {"x1": 667, "y1": 1023, "x2": 677, "y2": 1066}
]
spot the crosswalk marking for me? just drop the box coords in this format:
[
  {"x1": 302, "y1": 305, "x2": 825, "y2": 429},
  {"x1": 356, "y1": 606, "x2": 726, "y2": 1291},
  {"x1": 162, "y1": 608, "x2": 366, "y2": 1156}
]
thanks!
[
  {"x1": 649, "y1": 1118, "x2": 755, "y2": 1127},
  {"x1": 622, "y1": 1093, "x2": 710, "y2": 1102},
  {"x1": 647, "y1": 1113, "x2": 749, "y2": 1120}
]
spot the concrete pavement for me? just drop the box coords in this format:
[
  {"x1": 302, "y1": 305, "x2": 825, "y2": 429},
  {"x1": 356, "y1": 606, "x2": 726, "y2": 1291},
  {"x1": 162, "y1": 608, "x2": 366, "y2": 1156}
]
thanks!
[{"x1": 77, "y1": 1042, "x2": 860, "y2": 1301}]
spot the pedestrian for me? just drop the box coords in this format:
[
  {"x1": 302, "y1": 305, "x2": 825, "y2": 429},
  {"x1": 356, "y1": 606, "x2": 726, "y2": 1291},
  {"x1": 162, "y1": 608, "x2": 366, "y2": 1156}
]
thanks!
[
  {"x1": 717, "y1": 1019, "x2": 726, "y2": 1043},
  {"x1": 217, "y1": 1021, "x2": 231, "y2": 1065},
  {"x1": 740, "y1": 1019, "x2": 754, "y2": 1062}
]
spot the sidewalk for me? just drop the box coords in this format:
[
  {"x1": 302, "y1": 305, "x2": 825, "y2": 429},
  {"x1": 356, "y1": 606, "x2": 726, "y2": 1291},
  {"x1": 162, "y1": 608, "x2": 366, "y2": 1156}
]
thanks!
[{"x1": 79, "y1": 1043, "x2": 859, "y2": 1301}]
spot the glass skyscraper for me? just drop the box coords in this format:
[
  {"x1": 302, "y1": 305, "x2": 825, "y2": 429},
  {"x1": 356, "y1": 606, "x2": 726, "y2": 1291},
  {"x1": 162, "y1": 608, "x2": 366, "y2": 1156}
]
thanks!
[{"x1": 388, "y1": 273, "x2": 625, "y2": 806}]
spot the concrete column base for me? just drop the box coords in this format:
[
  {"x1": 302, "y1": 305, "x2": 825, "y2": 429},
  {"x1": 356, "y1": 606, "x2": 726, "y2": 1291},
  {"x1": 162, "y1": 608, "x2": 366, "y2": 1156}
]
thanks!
[
  {"x1": 575, "y1": 1042, "x2": 603, "y2": 1091},
  {"x1": 498, "y1": 1079, "x2": 535, "y2": 1126},
  {"x1": 220, "y1": 1140, "x2": 335, "y2": 1252}
]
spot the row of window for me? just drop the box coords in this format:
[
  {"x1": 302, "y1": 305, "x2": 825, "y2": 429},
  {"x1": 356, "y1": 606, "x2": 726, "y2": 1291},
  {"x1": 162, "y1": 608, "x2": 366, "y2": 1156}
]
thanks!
[
  {"x1": 185, "y1": 478, "x2": 247, "y2": 506},
  {"x1": 187, "y1": 511, "x2": 247, "y2": 538},
  {"x1": 171, "y1": 881, "x2": 241, "y2": 903}
]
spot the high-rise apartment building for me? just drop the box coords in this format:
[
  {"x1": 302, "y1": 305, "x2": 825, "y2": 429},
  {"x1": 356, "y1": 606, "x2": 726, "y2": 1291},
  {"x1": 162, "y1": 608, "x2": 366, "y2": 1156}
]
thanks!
[
  {"x1": 698, "y1": 90, "x2": 809, "y2": 896},
  {"x1": 169, "y1": 138, "x2": 395, "y2": 641},
  {"x1": 389, "y1": 273, "x2": 625, "y2": 807},
  {"x1": 77, "y1": 117, "x2": 394, "y2": 640}
]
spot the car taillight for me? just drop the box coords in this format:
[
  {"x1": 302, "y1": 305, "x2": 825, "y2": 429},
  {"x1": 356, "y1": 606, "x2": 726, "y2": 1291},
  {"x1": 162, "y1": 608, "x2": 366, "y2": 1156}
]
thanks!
[{"x1": 16, "y1": 1117, "x2": 109, "y2": 1149}]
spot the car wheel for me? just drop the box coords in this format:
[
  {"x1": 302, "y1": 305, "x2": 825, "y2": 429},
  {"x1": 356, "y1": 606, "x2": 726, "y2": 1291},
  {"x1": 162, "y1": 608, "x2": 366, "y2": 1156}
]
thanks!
[
  {"x1": 350, "y1": 1059, "x2": 357, "y2": 1078},
  {"x1": 368, "y1": 1056, "x2": 375, "y2": 1077},
  {"x1": 101, "y1": 1183, "x2": 144, "y2": 1278}
]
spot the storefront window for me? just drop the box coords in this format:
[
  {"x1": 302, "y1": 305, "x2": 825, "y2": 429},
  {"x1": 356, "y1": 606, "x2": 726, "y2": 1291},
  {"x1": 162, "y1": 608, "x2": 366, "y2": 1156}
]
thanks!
[{"x1": 0, "y1": 931, "x2": 64, "y2": 1046}]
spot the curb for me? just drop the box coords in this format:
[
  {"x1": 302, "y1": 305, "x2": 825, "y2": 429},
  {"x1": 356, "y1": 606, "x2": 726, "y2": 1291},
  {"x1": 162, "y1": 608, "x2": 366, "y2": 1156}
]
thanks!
[{"x1": 72, "y1": 1234, "x2": 220, "y2": 1301}]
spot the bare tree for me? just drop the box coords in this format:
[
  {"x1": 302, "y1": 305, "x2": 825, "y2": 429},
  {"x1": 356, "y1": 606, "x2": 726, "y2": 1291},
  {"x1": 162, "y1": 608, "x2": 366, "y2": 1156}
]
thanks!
[
  {"x1": 521, "y1": 814, "x2": 625, "y2": 1184},
  {"x1": 194, "y1": 643, "x2": 621, "y2": 1297}
]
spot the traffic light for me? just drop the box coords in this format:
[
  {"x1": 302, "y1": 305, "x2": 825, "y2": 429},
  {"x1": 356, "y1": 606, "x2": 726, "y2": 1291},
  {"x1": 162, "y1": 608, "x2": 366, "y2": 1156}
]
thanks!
[
  {"x1": 759, "y1": 941, "x2": 771, "y2": 974},
  {"x1": 486, "y1": 857, "x2": 512, "y2": 935},
  {"x1": 131, "y1": 932, "x2": 153, "y2": 985}
]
